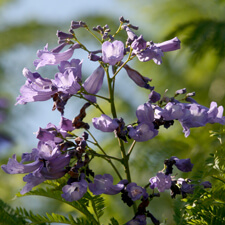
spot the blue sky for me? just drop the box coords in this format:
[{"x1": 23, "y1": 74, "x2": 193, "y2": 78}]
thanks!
[
  {"x1": 0, "y1": 0, "x2": 145, "y2": 150},
  {"x1": 1, "y1": 0, "x2": 135, "y2": 27}
]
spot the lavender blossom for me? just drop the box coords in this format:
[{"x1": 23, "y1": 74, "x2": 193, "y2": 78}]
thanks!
[
  {"x1": 131, "y1": 35, "x2": 147, "y2": 53},
  {"x1": 34, "y1": 43, "x2": 80, "y2": 70},
  {"x1": 136, "y1": 44, "x2": 164, "y2": 65},
  {"x1": 149, "y1": 172, "x2": 172, "y2": 192},
  {"x1": 155, "y1": 37, "x2": 181, "y2": 52},
  {"x1": 16, "y1": 68, "x2": 57, "y2": 105},
  {"x1": 62, "y1": 179, "x2": 88, "y2": 201},
  {"x1": 128, "y1": 103, "x2": 158, "y2": 142},
  {"x1": 92, "y1": 114, "x2": 119, "y2": 132},
  {"x1": 102, "y1": 40, "x2": 124, "y2": 65},
  {"x1": 158, "y1": 101, "x2": 225, "y2": 137},
  {"x1": 89, "y1": 174, "x2": 128, "y2": 195},
  {"x1": 82, "y1": 66, "x2": 105, "y2": 103},
  {"x1": 149, "y1": 91, "x2": 161, "y2": 103},
  {"x1": 171, "y1": 157, "x2": 193, "y2": 172},
  {"x1": 177, "y1": 178, "x2": 195, "y2": 196},
  {"x1": 1, "y1": 141, "x2": 70, "y2": 194},
  {"x1": 36, "y1": 117, "x2": 73, "y2": 143},
  {"x1": 125, "y1": 183, "x2": 148, "y2": 201}
]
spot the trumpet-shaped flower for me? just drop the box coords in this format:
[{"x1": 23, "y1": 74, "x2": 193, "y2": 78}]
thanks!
[
  {"x1": 16, "y1": 68, "x2": 57, "y2": 105},
  {"x1": 34, "y1": 43, "x2": 80, "y2": 70},
  {"x1": 62, "y1": 179, "x2": 88, "y2": 201},
  {"x1": 82, "y1": 66, "x2": 105, "y2": 103},
  {"x1": 102, "y1": 40, "x2": 124, "y2": 65},
  {"x1": 1, "y1": 141, "x2": 70, "y2": 194},
  {"x1": 128, "y1": 103, "x2": 158, "y2": 142},
  {"x1": 92, "y1": 114, "x2": 119, "y2": 132},
  {"x1": 89, "y1": 174, "x2": 128, "y2": 195},
  {"x1": 149, "y1": 172, "x2": 172, "y2": 192}
]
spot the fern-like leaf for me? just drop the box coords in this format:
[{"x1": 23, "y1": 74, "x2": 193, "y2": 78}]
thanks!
[
  {"x1": 16, "y1": 207, "x2": 95, "y2": 225},
  {"x1": 84, "y1": 192, "x2": 105, "y2": 220},
  {"x1": 0, "y1": 198, "x2": 27, "y2": 225},
  {"x1": 16, "y1": 187, "x2": 98, "y2": 224}
]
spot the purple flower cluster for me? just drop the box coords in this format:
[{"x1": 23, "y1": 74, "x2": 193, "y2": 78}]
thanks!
[{"x1": 1, "y1": 16, "x2": 220, "y2": 225}]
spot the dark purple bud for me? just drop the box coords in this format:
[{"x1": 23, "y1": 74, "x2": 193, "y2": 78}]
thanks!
[
  {"x1": 122, "y1": 25, "x2": 138, "y2": 42},
  {"x1": 88, "y1": 53, "x2": 102, "y2": 62},
  {"x1": 70, "y1": 20, "x2": 86, "y2": 29},
  {"x1": 171, "y1": 157, "x2": 193, "y2": 172},
  {"x1": 82, "y1": 66, "x2": 105, "y2": 103},
  {"x1": 149, "y1": 91, "x2": 161, "y2": 103},
  {"x1": 175, "y1": 88, "x2": 186, "y2": 96},
  {"x1": 124, "y1": 64, "x2": 153, "y2": 90},
  {"x1": 56, "y1": 30, "x2": 74, "y2": 39},
  {"x1": 128, "y1": 24, "x2": 139, "y2": 30},
  {"x1": 200, "y1": 181, "x2": 212, "y2": 188},
  {"x1": 119, "y1": 16, "x2": 129, "y2": 23}
]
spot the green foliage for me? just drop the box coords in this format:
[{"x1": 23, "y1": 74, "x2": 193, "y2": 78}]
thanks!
[
  {"x1": 173, "y1": 130, "x2": 225, "y2": 225},
  {"x1": 167, "y1": 19, "x2": 225, "y2": 63},
  {"x1": 15, "y1": 177, "x2": 106, "y2": 224},
  {"x1": 0, "y1": 198, "x2": 27, "y2": 225},
  {"x1": 16, "y1": 207, "x2": 95, "y2": 225}
]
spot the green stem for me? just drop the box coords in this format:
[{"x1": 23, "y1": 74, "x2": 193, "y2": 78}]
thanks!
[
  {"x1": 105, "y1": 67, "x2": 117, "y2": 118},
  {"x1": 127, "y1": 140, "x2": 136, "y2": 158},
  {"x1": 86, "y1": 130, "x2": 123, "y2": 180},
  {"x1": 111, "y1": 50, "x2": 135, "y2": 80},
  {"x1": 85, "y1": 27, "x2": 103, "y2": 44},
  {"x1": 87, "y1": 149, "x2": 122, "y2": 162}
]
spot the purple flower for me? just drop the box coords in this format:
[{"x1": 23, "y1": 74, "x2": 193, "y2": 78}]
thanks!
[
  {"x1": 200, "y1": 181, "x2": 212, "y2": 188},
  {"x1": 159, "y1": 102, "x2": 186, "y2": 121},
  {"x1": 34, "y1": 43, "x2": 80, "y2": 70},
  {"x1": 177, "y1": 178, "x2": 195, "y2": 195},
  {"x1": 155, "y1": 37, "x2": 181, "y2": 52},
  {"x1": 56, "y1": 30, "x2": 74, "y2": 44},
  {"x1": 92, "y1": 114, "x2": 119, "y2": 132},
  {"x1": 58, "y1": 59, "x2": 82, "y2": 81},
  {"x1": 36, "y1": 117, "x2": 73, "y2": 143},
  {"x1": 126, "y1": 215, "x2": 146, "y2": 225},
  {"x1": 149, "y1": 172, "x2": 172, "y2": 192},
  {"x1": 102, "y1": 40, "x2": 124, "y2": 65},
  {"x1": 207, "y1": 101, "x2": 225, "y2": 125},
  {"x1": 125, "y1": 183, "x2": 148, "y2": 201},
  {"x1": 89, "y1": 174, "x2": 127, "y2": 195},
  {"x1": 136, "y1": 44, "x2": 164, "y2": 65},
  {"x1": 131, "y1": 35, "x2": 147, "y2": 53},
  {"x1": 123, "y1": 64, "x2": 153, "y2": 90},
  {"x1": 159, "y1": 101, "x2": 225, "y2": 137},
  {"x1": 171, "y1": 157, "x2": 193, "y2": 172},
  {"x1": 82, "y1": 66, "x2": 105, "y2": 103},
  {"x1": 62, "y1": 179, "x2": 88, "y2": 201},
  {"x1": 16, "y1": 68, "x2": 57, "y2": 105},
  {"x1": 128, "y1": 103, "x2": 158, "y2": 142},
  {"x1": 1, "y1": 141, "x2": 70, "y2": 194},
  {"x1": 149, "y1": 91, "x2": 161, "y2": 103}
]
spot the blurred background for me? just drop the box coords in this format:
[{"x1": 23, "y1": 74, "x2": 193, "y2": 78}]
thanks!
[{"x1": 1, "y1": 0, "x2": 225, "y2": 224}]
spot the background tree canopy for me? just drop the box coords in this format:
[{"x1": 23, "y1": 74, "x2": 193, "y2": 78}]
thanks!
[{"x1": 1, "y1": 0, "x2": 225, "y2": 224}]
